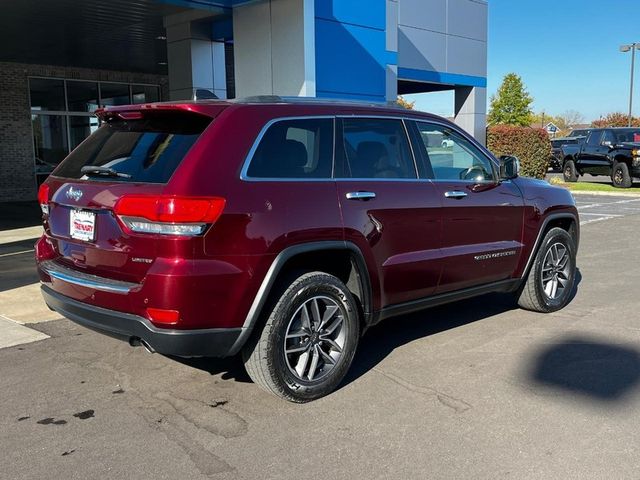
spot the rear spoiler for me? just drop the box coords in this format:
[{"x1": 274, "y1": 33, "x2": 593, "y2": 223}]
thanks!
[{"x1": 95, "y1": 102, "x2": 228, "y2": 121}]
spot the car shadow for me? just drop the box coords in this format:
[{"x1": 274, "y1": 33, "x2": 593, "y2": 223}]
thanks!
[
  {"x1": 527, "y1": 335, "x2": 640, "y2": 401},
  {"x1": 0, "y1": 202, "x2": 42, "y2": 231},
  {"x1": 341, "y1": 292, "x2": 520, "y2": 388},
  {"x1": 169, "y1": 270, "x2": 583, "y2": 392},
  {"x1": 167, "y1": 291, "x2": 523, "y2": 388},
  {"x1": 0, "y1": 238, "x2": 40, "y2": 292},
  {"x1": 169, "y1": 355, "x2": 252, "y2": 383},
  {"x1": 341, "y1": 269, "x2": 583, "y2": 389}
]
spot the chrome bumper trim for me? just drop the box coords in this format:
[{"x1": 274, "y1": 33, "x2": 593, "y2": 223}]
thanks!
[{"x1": 40, "y1": 260, "x2": 139, "y2": 294}]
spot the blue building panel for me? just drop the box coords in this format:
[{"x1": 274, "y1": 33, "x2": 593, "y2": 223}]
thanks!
[
  {"x1": 397, "y1": 67, "x2": 487, "y2": 88},
  {"x1": 315, "y1": 0, "x2": 393, "y2": 102},
  {"x1": 315, "y1": 0, "x2": 386, "y2": 31}
]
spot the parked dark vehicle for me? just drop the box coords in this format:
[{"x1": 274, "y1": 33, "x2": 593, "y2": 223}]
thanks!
[
  {"x1": 36, "y1": 98, "x2": 580, "y2": 402},
  {"x1": 561, "y1": 128, "x2": 640, "y2": 187},
  {"x1": 567, "y1": 128, "x2": 592, "y2": 138},
  {"x1": 550, "y1": 136, "x2": 584, "y2": 171}
]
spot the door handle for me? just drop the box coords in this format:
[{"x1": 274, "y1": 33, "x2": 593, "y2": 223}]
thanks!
[
  {"x1": 346, "y1": 191, "x2": 376, "y2": 201},
  {"x1": 444, "y1": 190, "x2": 467, "y2": 199}
]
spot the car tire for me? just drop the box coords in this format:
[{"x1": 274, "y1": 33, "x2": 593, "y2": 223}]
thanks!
[
  {"x1": 612, "y1": 161, "x2": 632, "y2": 188},
  {"x1": 563, "y1": 160, "x2": 578, "y2": 182},
  {"x1": 242, "y1": 271, "x2": 360, "y2": 403},
  {"x1": 517, "y1": 227, "x2": 576, "y2": 313}
]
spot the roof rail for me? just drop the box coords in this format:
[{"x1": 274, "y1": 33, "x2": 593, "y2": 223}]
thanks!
[
  {"x1": 229, "y1": 95, "x2": 404, "y2": 109},
  {"x1": 229, "y1": 95, "x2": 284, "y2": 103}
]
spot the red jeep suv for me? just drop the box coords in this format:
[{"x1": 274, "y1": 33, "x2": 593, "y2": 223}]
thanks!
[{"x1": 36, "y1": 98, "x2": 579, "y2": 402}]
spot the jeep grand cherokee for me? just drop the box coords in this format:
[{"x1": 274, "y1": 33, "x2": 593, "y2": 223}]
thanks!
[{"x1": 36, "y1": 97, "x2": 579, "y2": 402}]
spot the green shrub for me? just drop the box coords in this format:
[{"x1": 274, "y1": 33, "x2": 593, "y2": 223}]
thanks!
[{"x1": 487, "y1": 126, "x2": 551, "y2": 179}]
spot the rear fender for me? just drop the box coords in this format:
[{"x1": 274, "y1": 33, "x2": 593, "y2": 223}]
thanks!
[{"x1": 228, "y1": 241, "x2": 373, "y2": 355}]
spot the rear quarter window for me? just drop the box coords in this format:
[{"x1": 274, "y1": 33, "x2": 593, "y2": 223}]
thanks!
[
  {"x1": 245, "y1": 118, "x2": 334, "y2": 179},
  {"x1": 53, "y1": 111, "x2": 212, "y2": 183}
]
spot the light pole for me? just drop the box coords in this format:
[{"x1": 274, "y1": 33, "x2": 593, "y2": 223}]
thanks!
[{"x1": 620, "y1": 43, "x2": 640, "y2": 127}]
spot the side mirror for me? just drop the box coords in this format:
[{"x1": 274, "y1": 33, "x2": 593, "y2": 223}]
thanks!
[{"x1": 499, "y1": 155, "x2": 519, "y2": 180}]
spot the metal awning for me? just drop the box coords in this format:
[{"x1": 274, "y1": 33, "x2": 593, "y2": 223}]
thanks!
[{"x1": 0, "y1": 0, "x2": 226, "y2": 74}]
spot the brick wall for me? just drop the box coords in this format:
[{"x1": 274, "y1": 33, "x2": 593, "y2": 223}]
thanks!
[{"x1": 0, "y1": 62, "x2": 168, "y2": 203}]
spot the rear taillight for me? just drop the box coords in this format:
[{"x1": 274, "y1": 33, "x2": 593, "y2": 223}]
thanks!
[
  {"x1": 37, "y1": 184, "x2": 50, "y2": 215},
  {"x1": 113, "y1": 195, "x2": 226, "y2": 237},
  {"x1": 35, "y1": 235, "x2": 56, "y2": 261}
]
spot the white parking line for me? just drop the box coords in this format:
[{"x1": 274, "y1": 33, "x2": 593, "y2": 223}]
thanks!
[
  {"x1": 580, "y1": 216, "x2": 617, "y2": 226},
  {"x1": 577, "y1": 204, "x2": 602, "y2": 210},
  {"x1": 578, "y1": 212, "x2": 623, "y2": 217},
  {"x1": 0, "y1": 249, "x2": 34, "y2": 258}
]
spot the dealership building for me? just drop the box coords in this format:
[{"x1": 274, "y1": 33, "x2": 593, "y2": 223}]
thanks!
[{"x1": 0, "y1": 0, "x2": 488, "y2": 203}]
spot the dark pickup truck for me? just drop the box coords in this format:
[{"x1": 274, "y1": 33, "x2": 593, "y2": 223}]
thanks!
[
  {"x1": 551, "y1": 137, "x2": 582, "y2": 171},
  {"x1": 561, "y1": 127, "x2": 640, "y2": 187}
]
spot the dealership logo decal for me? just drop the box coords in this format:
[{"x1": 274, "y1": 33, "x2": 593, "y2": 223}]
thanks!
[
  {"x1": 474, "y1": 250, "x2": 516, "y2": 261},
  {"x1": 66, "y1": 186, "x2": 83, "y2": 202}
]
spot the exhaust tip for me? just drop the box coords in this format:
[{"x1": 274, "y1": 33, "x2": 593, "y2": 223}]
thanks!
[{"x1": 129, "y1": 337, "x2": 155, "y2": 353}]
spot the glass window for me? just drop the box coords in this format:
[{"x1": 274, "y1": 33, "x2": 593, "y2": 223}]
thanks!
[
  {"x1": 247, "y1": 118, "x2": 334, "y2": 178},
  {"x1": 415, "y1": 122, "x2": 495, "y2": 182},
  {"x1": 587, "y1": 131, "x2": 603, "y2": 146},
  {"x1": 29, "y1": 78, "x2": 65, "y2": 111},
  {"x1": 132, "y1": 85, "x2": 160, "y2": 104},
  {"x1": 67, "y1": 81, "x2": 99, "y2": 112},
  {"x1": 613, "y1": 128, "x2": 640, "y2": 143},
  {"x1": 338, "y1": 118, "x2": 415, "y2": 179},
  {"x1": 32, "y1": 115, "x2": 69, "y2": 170},
  {"x1": 69, "y1": 116, "x2": 100, "y2": 150},
  {"x1": 100, "y1": 83, "x2": 131, "y2": 106},
  {"x1": 602, "y1": 130, "x2": 616, "y2": 145},
  {"x1": 53, "y1": 111, "x2": 211, "y2": 184},
  {"x1": 29, "y1": 78, "x2": 161, "y2": 184}
]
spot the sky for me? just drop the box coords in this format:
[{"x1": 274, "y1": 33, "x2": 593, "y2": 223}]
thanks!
[{"x1": 405, "y1": 0, "x2": 640, "y2": 123}]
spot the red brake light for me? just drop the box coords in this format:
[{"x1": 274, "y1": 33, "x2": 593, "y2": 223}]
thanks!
[
  {"x1": 114, "y1": 196, "x2": 225, "y2": 223},
  {"x1": 117, "y1": 111, "x2": 144, "y2": 120},
  {"x1": 113, "y1": 195, "x2": 226, "y2": 236},
  {"x1": 38, "y1": 184, "x2": 50, "y2": 214}
]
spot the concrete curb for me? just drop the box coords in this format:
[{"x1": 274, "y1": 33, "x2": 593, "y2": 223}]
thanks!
[{"x1": 0, "y1": 315, "x2": 49, "y2": 349}]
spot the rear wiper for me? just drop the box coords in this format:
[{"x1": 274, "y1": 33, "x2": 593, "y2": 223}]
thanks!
[{"x1": 80, "y1": 166, "x2": 131, "y2": 179}]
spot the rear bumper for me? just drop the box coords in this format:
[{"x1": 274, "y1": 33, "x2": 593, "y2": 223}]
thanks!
[{"x1": 41, "y1": 285, "x2": 244, "y2": 358}]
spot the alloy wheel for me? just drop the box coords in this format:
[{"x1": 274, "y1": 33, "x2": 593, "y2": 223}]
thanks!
[
  {"x1": 283, "y1": 296, "x2": 346, "y2": 382},
  {"x1": 614, "y1": 167, "x2": 623, "y2": 185},
  {"x1": 541, "y1": 242, "x2": 571, "y2": 300}
]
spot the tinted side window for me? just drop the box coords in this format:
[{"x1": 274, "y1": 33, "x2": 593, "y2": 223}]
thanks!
[
  {"x1": 414, "y1": 122, "x2": 495, "y2": 182},
  {"x1": 246, "y1": 118, "x2": 333, "y2": 178},
  {"x1": 337, "y1": 118, "x2": 416, "y2": 179},
  {"x1": 587, "y1": 131, "x2": 602, "y2": 146},
  {"x1": 602, "y1": 130, "x2": 615, "y2": 144}
]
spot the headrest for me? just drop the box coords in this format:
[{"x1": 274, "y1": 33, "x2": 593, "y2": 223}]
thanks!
[
  {"x1": 356, "y1": 141, "x2": 388, "y2": 161},
  {"x1": 281, "y1": 139, "x2": 307, "y2": 168}
]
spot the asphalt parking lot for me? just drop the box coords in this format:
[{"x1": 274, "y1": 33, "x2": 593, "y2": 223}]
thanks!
[
  {"x1": 574, "y1": 193, "x2": 640, "y2": 225},
  {"x1": 3, "y1": 193, "x2": 640, "y2": 479}
]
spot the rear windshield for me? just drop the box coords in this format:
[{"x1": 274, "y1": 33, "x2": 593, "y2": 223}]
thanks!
[{"x1": 53, "y1": 111, "x2": 212, "y2": 183}]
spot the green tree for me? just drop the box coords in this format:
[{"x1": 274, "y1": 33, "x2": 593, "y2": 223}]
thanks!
[
  {"x1": 488, "y1": 73, "x2": 533, "y2": 127},
  {"x1": 531, "y1": 112, "x2": 564, "y2": 129}
]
